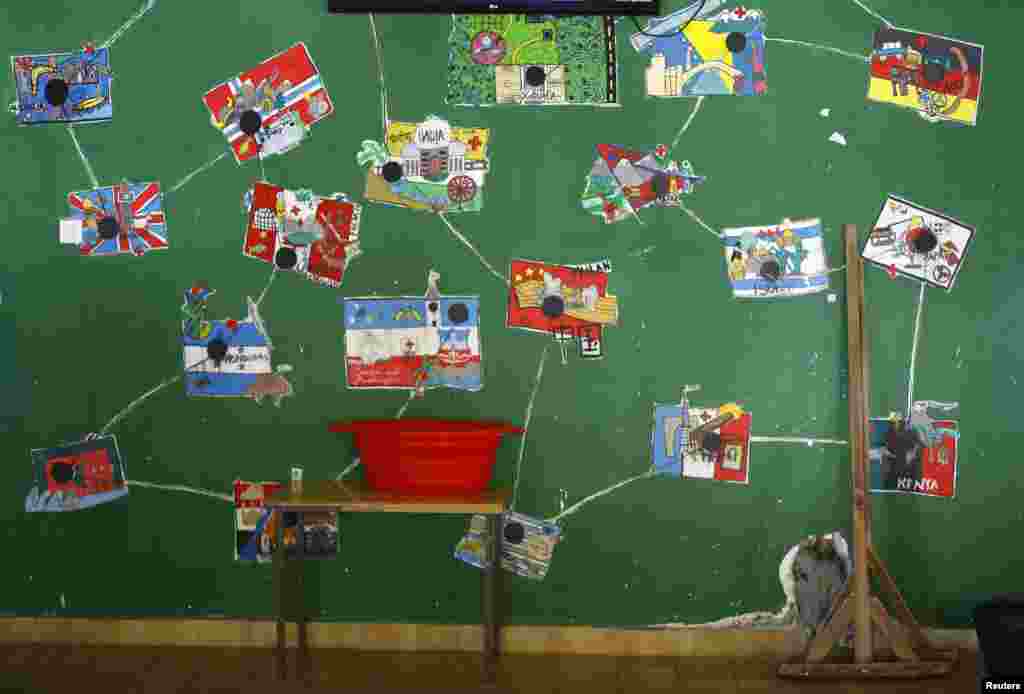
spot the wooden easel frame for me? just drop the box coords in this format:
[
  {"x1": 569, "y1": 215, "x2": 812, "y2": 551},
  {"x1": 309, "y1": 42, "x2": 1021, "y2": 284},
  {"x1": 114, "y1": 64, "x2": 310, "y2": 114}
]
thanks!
[{"x1": 777, "y1": 224, "x2": 958, "y2": 680}]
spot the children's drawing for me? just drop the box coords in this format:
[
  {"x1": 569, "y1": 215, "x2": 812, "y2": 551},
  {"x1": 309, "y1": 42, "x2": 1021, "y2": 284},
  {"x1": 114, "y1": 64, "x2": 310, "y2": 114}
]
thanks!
[
  {"x1": 721, "y1": 218, "x2": 829, "y2": 299},
  {"x1": 863, "y1": 195, "x2": 974, "y2": 291},
  {"x1": 202, "y1": 43, "x2": 332, "y2": 163},
  {"x1": 652, "y1": 387, "x2": 751, "y2": 484},
  {"x1": 12, "y1": 45, "x2": 112, "y2": 125},
  {"x1": 581, "y1": 144, "x2": 705, "y2": 224},
  {"x1": 446, "y1": 15, "x2": 618, "y2": 106},
  {"x1": 358, "y1": 115, "x2": 490, "y2": 213},
  {"x1": 181, "y1": 284, "x2": 293, "y2": 405},
  {"x1": 25, "y1": 435, "x2": 129, "y2": 512},
  {"x1": 59, "y1": 181, "x2": 166, "y2": 256},
  {"x1": 234, "y1": 480, "x2": 283, "y2": 563},
  {"x1": 867, "y1": 27, "x2": 983, "y2": 126},
  {"x1": 455, "y1": 512, "x2": 561, "y2": 580},
  {"x1": 869, "y1": 402, "x2": 959, "y2": 498},
  {"x1": 242, "y1": 182, "x2": 362, "y2": 289},
  {"x1": 632, "y1": 4, "x2": 767, "y2": 97},
  {"x1": 343, "y1": 278, "x2": 482, "y2": 393}
]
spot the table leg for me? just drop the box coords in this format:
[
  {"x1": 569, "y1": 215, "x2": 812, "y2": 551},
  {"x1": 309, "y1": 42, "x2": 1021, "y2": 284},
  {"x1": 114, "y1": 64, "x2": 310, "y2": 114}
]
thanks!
[
  {"x1": 482, "y1": 512, "x2": 502, "y2": 683},
  {"x1": 274, "y1": 510, "x2": 287, "y2": 680},
  {"x1": 297, "y1": 533, "x2": 309, "y2": 684}
]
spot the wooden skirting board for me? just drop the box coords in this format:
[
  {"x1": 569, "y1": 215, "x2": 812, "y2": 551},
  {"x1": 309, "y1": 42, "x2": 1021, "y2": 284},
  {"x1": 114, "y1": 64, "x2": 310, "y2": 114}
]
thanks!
[{"x1": 0, "y1": 619, "x2": 977, "y2": 656}]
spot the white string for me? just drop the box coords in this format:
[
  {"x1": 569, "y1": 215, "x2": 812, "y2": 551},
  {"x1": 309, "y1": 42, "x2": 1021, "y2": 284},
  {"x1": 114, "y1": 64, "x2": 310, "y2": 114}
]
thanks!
[
  {"x1": 167, "y1": 151, "x2": 229, "y2": 195},
  {"x1": 335, "y1": 458, "x2": 361, "y2": 481},
  {"x1": 93, "y1": 357, "x2": 209, "y2": 437},
  {"x1": 850, "y1": 0, "x2": 894, "y2": 28},
  {"x1": 547, "y1": 468, "x2": 657, "y2": 523},
  {"x1": 126, "y1": 479, "x2": 231, "y2": 503},
  {"x1": 255, "y1": 268, "x2": 277, "y2": 307},
  {"x1": 67, "y1": 125, "x2": 100, "y2": 189},
  {"x1": 368, "y1": 14, "x2": 390, "y2": 136},
  {"x1": 750, "y1": 436, "x2": 849, "y2": 446},
  {"x1": 906, "y1": 281, "x2": 926, "y2": 417},
  {"x1": 395, "y1": 391, "x2": 415, "y2": 419},
  {"x1": 438, "y1": 213, "x2": 510, "y2": 286},
  {"x1": 669, "y1": 96, "x2": 705, "y2": 153},
  {"x1": 511, "y1": 344, "x2": 550, "y2": 511},
  {"x1": 99, "y1": 0, "x2": 158, "y2": 50},
  {"x1": 679, "y1": 203, "x2": 721, "y2": 239},
  {"x1": 766, "y1": 37, "x2": 870, "y2": 63}
]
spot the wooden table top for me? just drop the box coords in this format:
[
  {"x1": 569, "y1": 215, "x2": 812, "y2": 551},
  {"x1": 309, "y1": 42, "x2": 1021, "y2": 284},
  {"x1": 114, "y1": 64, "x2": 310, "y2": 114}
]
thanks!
[{"x1": 265, "y1": 480, "x2": 509, "y2": 514}]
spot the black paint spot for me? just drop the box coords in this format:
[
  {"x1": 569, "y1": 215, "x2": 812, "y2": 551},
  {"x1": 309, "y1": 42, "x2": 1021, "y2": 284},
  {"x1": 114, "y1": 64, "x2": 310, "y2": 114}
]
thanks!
[
  {"x1": 912, "y1": 229, "x2": 938, "y2": 254},
  {"x1": 524, "y1": 66, "x2": 546, "y2": 87},
  {"x1": 274, "y1": 247, "x2": 298, "y2": 270},
  {"x1": 923, "y1": 62, "x2": 945, "y2": 84},
  {"x1": 97, "y1": 217, "x2": 120, "y2": 240},
  {"x1": 541, "y1": 295, "x2": 565, "y2": 318},
  {"x1": 447, "y1": 302, "x2": 469, "y2": 324},
  {"x1": 239, "y1": 110, "x2": 262, "y2": 137},
  {"x1": 207, "y1": 338, "x2": 229, "y2": 364},
  {"x1": 50, "y1": 462, "x2": 76, "y2": 484},
  {"x1": 759, "y1": 259, "x2": 781, "y2": 282},
  {"x1": 701, "y1": 432, "x2": 722, "y2": 454},
  {"x1": 726, "y1": 32, "x2": 747, "y2": 54},
  {"x1": 428, "y1": 302, "x2": 439, "y2": 313},
  {"x1": 504, "y1": 521, "x2": 525, "y2": 544},
  {"x1": 44, "y1": 78, "x2": 68, "y2": 106},
  {"x1": 381, "y1": 162, "x2": 403, "y2": 183}
]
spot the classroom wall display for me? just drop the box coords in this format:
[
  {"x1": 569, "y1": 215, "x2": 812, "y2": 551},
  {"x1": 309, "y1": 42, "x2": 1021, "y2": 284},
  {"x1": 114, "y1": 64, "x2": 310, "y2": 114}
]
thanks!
[
  {"x1": 581, "y1": 144, "x2": 705, "y2": 224},
  {"x1": 721, "y1": 218, "x2": 829, "y2": 299},
  {"x1": 631, "y1": 3, "x2": 767, "y2": 97},
  {"x1": 25, "y1": 435, "x2": 129, "y2": 512},
  {"x1": 652, "y1": 395, "x2": 751, "y2": 484},
  {"x1": 242, "y1": 182, "x2": 362, "y2": 289},
  {"x1": 446, "y1": 15, "x2": 618, "y2": 106},
  {"x1": 233, "y1": 480, "x2": 283, "y2": 563},
  {"x1": 867, "y1": 26, "x2": 983, "y2": 126},
  {"x1": 11, "y1": 44, "x2": 112, "y2": 125},
  {"x1": 863, "y1": 195, "x2": 974, "y2": 291},
  {"x1": 454, "y1": 512, "x2": 561, "y2": 580},
  {"x1": 202, "y1": 42, "x2": 332, "y2": 163},
  {"x1": 59, "y1": 181, "x2": 166, "y2": 257},
  {"x1": 358, "y1": 116, "x2": 490, "y2": 213},
  {"x1": 869, "y1": 402, "x2": 959, "y2": 498}
]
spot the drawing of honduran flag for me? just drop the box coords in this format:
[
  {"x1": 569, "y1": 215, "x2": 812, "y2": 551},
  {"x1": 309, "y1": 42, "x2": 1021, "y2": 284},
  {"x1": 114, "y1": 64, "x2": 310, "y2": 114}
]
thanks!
[{"x1": 202, "y1": 43, "x2": 333, "y2": 163}]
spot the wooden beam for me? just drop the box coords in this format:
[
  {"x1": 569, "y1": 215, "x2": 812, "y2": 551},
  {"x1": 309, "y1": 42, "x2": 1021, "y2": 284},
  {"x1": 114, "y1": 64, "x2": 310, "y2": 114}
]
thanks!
[
  {"x1": 844, "y1": 223, "x2": 872, "y2": 663},
  {"x1": 806, "y1": 592, "x2": 854, "y2": 663},
  {"x1": 778, "y1": 659, "x2": 955, "y2": 680},
  {"x1": 870, "y1": 597, "x2": 917, "y2": 662},
  {"x1": 868, "y1": 546, "x2": 933, "y2": 652}
]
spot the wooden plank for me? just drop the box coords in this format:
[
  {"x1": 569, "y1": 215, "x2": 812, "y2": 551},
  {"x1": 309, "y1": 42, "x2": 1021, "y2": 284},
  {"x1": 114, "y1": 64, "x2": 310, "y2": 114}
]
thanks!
[
  {"x1": 868, "y1": 545, "x2": 933, "y2": 652},
  {"x1": 266, "y1": 480, "x2": 509, "y2": 514},
  {"x1": 778, "y1": 659, "x2": 955, "y2": 680},
  {"x1": 844, "y1": 223, "x2": 872, "y2": 664},
  {"x1": 870, "y1": 597, "x2": 918, "y2": 661},
  {"x1": 806, "y1": 592, "x2": 854, "y2": 662}
]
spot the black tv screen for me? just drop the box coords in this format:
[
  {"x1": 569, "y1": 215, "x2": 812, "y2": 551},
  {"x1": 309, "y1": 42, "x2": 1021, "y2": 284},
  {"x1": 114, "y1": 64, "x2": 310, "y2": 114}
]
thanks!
[{"x1": 328, "y1": 0, "x2": 659, "y2": 15}]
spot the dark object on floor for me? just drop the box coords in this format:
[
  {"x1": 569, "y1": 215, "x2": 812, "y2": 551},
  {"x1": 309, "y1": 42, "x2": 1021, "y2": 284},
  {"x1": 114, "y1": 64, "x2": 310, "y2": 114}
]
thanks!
[{"x1": 975, "y1": 594, "x2": 1024, "y2": 684}]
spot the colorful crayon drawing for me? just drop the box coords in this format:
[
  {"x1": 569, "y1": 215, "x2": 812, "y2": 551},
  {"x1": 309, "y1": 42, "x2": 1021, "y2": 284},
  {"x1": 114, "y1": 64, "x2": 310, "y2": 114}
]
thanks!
[
  {"x1": 721, "y1": 218, "x2": 829, "y2": 299},
  {"x1": 234, "y1": 480, "x2": 284, "y2": 563},
  {"x1": 59, "y1": 181, "x2": 166, "y2": 257},
  {"x1": 12, "y1": 46, "x2": 113, "y2": 125},
  {"x1": 652, "y1": 393, "x2": 751, "y2": 484},
  {"x1": 455, "y1": 512, "x2": 561, "y2": 580},
  {"x1": 446, "y1": 15, "x2": 618, "y2": 106},
  {"x1": 25, "y1": 435, "x2": 129, "y2": 512},
  {"x1": 867, "y1": 27, "x2": 983, "y2": 126},
  {"x1": 869, "y1": 404, "x2": 959, "y2": 499},
  {"x1": 632, "y1": 4, "x2": 767, "y2": 97},
  {"x1": 202, "y1": 43, "x2": 332, "y2": 163},
  {"x1": 359, "y1": 115, "x2": 490, "y2": 214}
]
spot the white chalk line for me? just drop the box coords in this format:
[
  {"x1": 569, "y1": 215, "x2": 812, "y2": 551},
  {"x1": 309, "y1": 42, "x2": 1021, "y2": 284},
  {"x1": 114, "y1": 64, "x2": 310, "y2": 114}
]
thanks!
[
  {"x1": 653, "y1": 603, "x2": 795, "y2": 630},
  {"x1": 100, "y1": 0, "x2": 157, "y2": 50},
  {"x1": 548, "y1": 468, "x2": 657, "y2": 523},
  {"x1": 395, "y1": 391, "x2": 415, "y2": 420},
  {"x1": 67, "y1": 125, "x2": 100, "y2": 189},
  {"x1": 126, "y1": 479, "x2": 231, "y2": 503},
  {"x1": 93, "y1": 357, "x2": 209, "y2": 437},
  {"x1": 766, "y1": 37, "x2": 870, "y2": 63},
  {"x1": 906, "y1": 280, "x2": 926, "y2": 417},
  {"x1": 368, "y1": 14, "x2": 390, "y2": 135},
  {"x1": 167, "y1": 151, "x2": 229, "y2": 195},
  {"x1": 750, "y1": 436, "x2": 849, "y2": 446},
  {"x1": 335, "y1": 458, "x2": 361, "y2": 481},
  {"x1": 438, "y1": 213, "x2": 510, "y2": 286},
  {"x1": 669, "y1": 96, "x2": 705, "y2": 153},
  {"x1": 851, "y1": 0, "x2": 894, "y2": 27},
  {"x1": 679, "y1": 203, "x2": 721, "y2": 239},
  {"x1": 511, "y1": 344, "x2": 550, "y2": 511},
  {"x1": 255, "y1": 268, "x2": 278, "y2": 307}
]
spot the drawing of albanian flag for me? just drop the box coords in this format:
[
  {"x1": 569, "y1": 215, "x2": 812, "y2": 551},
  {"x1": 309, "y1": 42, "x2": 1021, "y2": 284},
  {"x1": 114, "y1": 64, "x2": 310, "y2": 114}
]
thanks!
[
  {"x1": 358, "y1": 115, "x2": 490, "y2": 213},
  {"x1": 25, "y1": 435, "x2": 129, "y2": 512},
  {"x1": 721, "y1": 218, "x2": 830, "y2": 299},
  {"x1": 242, "y1": 182, "x2": 362, "y2": 289},
  {"x1": 59, "y1": 181, "x2": 166, "y2": 256},
  {"x1": 202, "y1": 43, "x2": 333, "y2": 163},
  {"x1": 581, "y1": 144, "x2": 704, "y2": 224},
  {"x1": 869, "y1": 402, "x2": 959, "y2": 498},
  {"x1": 652, "y1": 397, "x2": 751, "y2": 484}
]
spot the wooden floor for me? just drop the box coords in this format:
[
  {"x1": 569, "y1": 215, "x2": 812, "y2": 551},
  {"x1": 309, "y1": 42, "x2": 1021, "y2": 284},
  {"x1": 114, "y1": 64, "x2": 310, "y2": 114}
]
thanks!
[{"x1": 0, "y1": 643, "x2": 980, "y2": 693}]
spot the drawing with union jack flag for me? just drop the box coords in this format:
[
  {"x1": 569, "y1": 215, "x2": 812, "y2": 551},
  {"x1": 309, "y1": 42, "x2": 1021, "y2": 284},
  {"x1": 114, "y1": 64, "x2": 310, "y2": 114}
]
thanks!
[{"x1": 59, "y1": 181, "x2": 167, "y2": 257}]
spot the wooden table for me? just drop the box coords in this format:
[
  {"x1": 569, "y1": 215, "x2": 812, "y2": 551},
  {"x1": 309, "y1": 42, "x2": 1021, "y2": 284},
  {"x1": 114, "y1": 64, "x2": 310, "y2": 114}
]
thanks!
[{"x1": 265, "y1": 480, "x2": 509, "y2": 683}]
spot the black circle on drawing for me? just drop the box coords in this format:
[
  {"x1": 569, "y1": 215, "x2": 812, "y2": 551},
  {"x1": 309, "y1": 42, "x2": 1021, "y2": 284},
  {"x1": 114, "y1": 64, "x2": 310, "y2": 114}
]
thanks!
[
  {"x1": 524, "y1": 66, "x2": 546, "y2": 87},
  {"x1": 428, "y1": 302, "x2": 439, "y2": 313},
  {"x1": 922, "y1": 62, "x2": 945, "y2": 84},
  {"x1": 912, "y1": 229, "x2": 938, "y2": 254},
  {"x1": 274, "y1": 247, "x2": 298, "y2": 270},
  {"x1": 207, "y1": 338, "x2": 229, "y2": 363},
  {"x1": 759, "y1": 259, "x2": 781, "y2": 282},
  {"x1": 239, "y1": 110, "x2": 262, "y2": 136},
  {"x1": 50, "y1": 462, "x2": 76, "y2": 484},
  {"x1": 701, "y1": 432, "x2": 722, "y2": 453},
  {"x1": 97, "y1": 217, "x2": 120, "y2": 240},
  {"x1": 447, "y1": 302, "x2": 469, "y2": 324},
  {"x1": 504, "y1": 522, "x2": 526, "y2": 544},
  {"x1": 541, "y1": 295, "x2": 565, "y2": 318},
  {"x1": 45, "y1": 78, "x2": 69, "y2": 106},
  {"x1": 381, "y1": 162, "x2": 403, "y2": 183},
  {"x1": 726, "y1": 32, "x2": 747, "y2": 54}
]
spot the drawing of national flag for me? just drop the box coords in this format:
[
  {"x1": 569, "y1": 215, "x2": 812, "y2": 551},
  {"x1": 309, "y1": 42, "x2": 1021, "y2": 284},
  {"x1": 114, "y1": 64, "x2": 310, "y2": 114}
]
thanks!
[
  {"x1": 202, "y1": 43, "x2": 333, "y2": 163},
  {"x1": 63, "y1": 182, "x2": 167, "y2": 257}
]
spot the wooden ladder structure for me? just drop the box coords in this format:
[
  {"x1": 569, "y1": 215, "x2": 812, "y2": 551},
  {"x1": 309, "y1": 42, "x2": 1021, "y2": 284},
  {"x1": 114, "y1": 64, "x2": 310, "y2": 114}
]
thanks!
[{"x1": 777, "y1": 224, "x2": 958, "y2": 680}]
